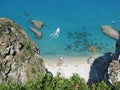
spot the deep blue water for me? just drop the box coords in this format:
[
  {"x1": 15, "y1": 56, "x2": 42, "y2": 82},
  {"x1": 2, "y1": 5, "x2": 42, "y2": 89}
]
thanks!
[{"x1": 0, "y1": 0, "x2": 120, "y2": 58}]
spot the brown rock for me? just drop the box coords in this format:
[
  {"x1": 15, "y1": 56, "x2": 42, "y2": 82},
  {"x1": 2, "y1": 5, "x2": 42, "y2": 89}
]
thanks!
[
  {"x1": 88, "y1": 45, "x2": 97, "y2": 54},
  {"x1": 31, "y1": 20, "x2": 44, "y2": 29},
  {"x1": 101, "y1": 25, "x2": 119, "y2": 40},
  {"x1": 29, "y1": 27, "x2": 42, "y2": 38}
]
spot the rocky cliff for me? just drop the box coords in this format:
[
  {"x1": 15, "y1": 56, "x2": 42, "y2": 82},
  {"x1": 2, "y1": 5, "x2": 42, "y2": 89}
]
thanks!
[
  {"x1": 109, "y1": 60, "x2": 120, "y2": 84},
  {"x1": 87, "y1": 25, "x2": 120, "y2": 86},
  {"x1": 0, "y1": 17, "x2": 45, "y2": 84}
]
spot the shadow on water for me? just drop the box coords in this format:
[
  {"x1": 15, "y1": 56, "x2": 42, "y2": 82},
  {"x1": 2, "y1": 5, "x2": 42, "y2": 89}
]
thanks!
[{"x1": 64, "y1": 31, "x2": 111, "y2": 55}]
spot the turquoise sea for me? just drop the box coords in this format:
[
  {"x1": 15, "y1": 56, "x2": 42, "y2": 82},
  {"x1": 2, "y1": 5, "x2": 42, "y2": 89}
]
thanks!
[{"x1": 1, "y1": 0, "x2": 120, "y2": 58}]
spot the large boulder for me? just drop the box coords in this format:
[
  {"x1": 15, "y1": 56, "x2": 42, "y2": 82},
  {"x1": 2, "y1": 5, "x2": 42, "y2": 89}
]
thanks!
[
  {"x1": 87, "y1": 53, "x2": 113, "y2": 86},
  {"x1": 101, "y1": 25, "x2": 119, "y2": 40},
  {"x1": 0, "y1": 17, "x2": 45, "y2": 84}
]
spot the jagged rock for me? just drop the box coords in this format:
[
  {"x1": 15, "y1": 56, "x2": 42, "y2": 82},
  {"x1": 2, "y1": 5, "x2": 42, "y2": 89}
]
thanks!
[
  {"x1": 30, "y1": 20, "x2": 44, "y2": 29},
  {"x1": 101, "y1": 25, "x2": 119, "y2": 40},
  {"x1": 0, "y1": 17, "x2": 45, "y2": 84},
  {"x1": 87, "y1": 35, "x2": 120, "y2": 86},
  {"x1": 108, "y1": 60, "x2": 120, "y2": 84},
  {"x1": 87, "y1": 53, "x2": 113, "y2": 86}
]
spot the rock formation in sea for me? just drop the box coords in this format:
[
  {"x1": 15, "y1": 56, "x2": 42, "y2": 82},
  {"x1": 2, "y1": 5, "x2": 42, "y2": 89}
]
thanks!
[
  {"x1": 29, "y1": 27, "x2": 42, "y2": 38},
  {"x1": 101, "y1": 25, "x2": 119, "y2": 40},
  {"x1": 0, "y1": 17, "x2": 45, "y2": 84},
  {"x1": 30, "y1": 20, "x2": 44, "y2": 29},
  {"x1": 29, "y1": 19, "x2": 44, "y2": 39}
]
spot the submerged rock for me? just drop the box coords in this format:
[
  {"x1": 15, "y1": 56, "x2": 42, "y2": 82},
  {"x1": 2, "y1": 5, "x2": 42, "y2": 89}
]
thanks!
[
  {"x1": 0, "y1": 17, "x2": 45, "y2": 84},
  {"x1": 101, "y1": 25, "x2": 119, "y2": 40},
  {"x1": 88, "y1": 45, "x2": 97, "y2": 54}
]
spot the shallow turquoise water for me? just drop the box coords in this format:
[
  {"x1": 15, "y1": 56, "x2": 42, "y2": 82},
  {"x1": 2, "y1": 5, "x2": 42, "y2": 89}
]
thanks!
[{"x1": 0, "y1": 0, "x2": 120, "y2": 58}]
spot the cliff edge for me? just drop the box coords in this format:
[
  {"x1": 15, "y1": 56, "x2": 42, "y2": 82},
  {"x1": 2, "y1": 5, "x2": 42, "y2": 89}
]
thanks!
[{"x1": 0, "y1": 17, "x2": 45, "y2": 84}]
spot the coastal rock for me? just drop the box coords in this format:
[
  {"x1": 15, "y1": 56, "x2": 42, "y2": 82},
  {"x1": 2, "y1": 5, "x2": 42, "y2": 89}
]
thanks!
[
  {"x1": 87, "y1": 53, "x2": 113, "y2": 86},
  {"x1": 31, "y1": 20, "x2": 44, "y2": 29},
  {"x1": 0, "y1": 17, "x2": 45, "y2": 84},
  {"x1": 101, "y1": 25, "x2": 119, "y2": 40},
  {"x1": 109, "y1": 60, "x2": 120, "y2": 84},
  {"x1": 87, "y1": 36, "x2": 120, "y2": 86},
  {"x1": 29, "y1": 27, "x2": 42, "y2": 38}
]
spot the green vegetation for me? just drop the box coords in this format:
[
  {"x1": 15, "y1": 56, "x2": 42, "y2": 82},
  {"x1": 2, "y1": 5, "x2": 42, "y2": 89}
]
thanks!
[
  {"x1": 22, "y1": 41, "x2": 34, "y2": 56},
  {"x1": 20, "y1": 55, "x2": 25, "y2": 62},
  {"x1": 0, "y1": 24, "x2": 4, "y2": 30},
  {"x1": 5, "y1": 21, "x2": 14, "y2": 27},
  {"x1": 31, "y1": 67, "x2": 36, "y2": 74},
  {"x1": 0, "y1": 23, "x2": 4, "y2": 36},
  {"x1": 0, "y1": 72, "x2": 119, "y2": 90}
]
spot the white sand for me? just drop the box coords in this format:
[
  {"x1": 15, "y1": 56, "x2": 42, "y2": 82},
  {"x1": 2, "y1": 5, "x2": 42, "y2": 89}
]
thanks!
[{"x1": 43, "y1": 55, "x2": 100, "y2": 82}]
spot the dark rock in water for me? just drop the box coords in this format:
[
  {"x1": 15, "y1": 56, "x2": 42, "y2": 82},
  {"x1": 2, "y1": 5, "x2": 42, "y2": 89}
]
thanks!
[
  {"x1": 24, "y1": 11, "x2": 29, "y2": 17},
  {"x1": 76, "y1": 35, "x2": 82, "y2": 39},
  {"x1": 65, "y1": 45, "x2": 72, "y2": 50},
  {"x1": 82, "y1": 26, "x2": 86, "y2": 30}
]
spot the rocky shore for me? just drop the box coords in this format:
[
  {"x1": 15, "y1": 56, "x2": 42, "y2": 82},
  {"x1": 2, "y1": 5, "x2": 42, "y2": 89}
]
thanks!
[
  {"x1": 0, "y1": 17, "x2": 45, "y2": 84},
  {"x1": 0, "y1": 17, "x2": 120, "y2": 87}
]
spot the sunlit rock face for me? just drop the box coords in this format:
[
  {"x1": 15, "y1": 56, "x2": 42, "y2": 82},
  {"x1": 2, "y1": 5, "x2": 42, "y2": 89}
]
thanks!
[
  {"x1": 109, "y1": 60, "x2": 120, "y2": 84},
  {"x1": 0, "y1": 17, "x2": 45, "y2": 84}
]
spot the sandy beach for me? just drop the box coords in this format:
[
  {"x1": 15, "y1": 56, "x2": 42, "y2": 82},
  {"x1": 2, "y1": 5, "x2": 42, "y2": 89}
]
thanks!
[{"x1": 43, "y1": 55, "x2": 101, "y2": 82}]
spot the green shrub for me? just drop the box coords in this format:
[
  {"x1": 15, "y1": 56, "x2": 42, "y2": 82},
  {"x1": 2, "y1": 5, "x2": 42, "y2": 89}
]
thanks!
[
  {"x1": 0, "y1": 82, "x2": 10, "y2": 90},
  {"x1": 0, "y1": 72, "x2": 119, "y2": 90},
  {"x1": 112, "y1": 81, "x2": 120, "y2": 90},
  {"x1": 31, "y1": 67, "x2": 36, "y2": 74},
  {"x1": 91, "y1": 81, "x2": 112, "y2": 90}
]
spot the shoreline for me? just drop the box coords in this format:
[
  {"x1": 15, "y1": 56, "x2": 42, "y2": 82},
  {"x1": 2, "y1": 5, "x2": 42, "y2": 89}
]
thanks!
[{"x1": 43, "y1": 54, "x2": 102, "y2": 82}]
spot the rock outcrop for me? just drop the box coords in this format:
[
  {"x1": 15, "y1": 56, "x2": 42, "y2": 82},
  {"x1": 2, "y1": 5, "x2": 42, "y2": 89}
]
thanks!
[
  {"x1": 87, "y1": 53, "x2": 113, "y2": 86},
  {"x1": 109, "y1": 60, "x2": 120, "y2": 84},
  {"x1": 0, "y1": 17, "x2": 45, "y2": 84},
  {"x1": 29, "y1": 19, "x2": 44, "y2": 39},
  {"x1": 87, "y1": 25, "x2": 120, "y2": 86},
  {"x1": 30, "y1": 20, "x2": 44, "y2": 29},
  {"x1": 29, "y1": 27, "x2": 42, "y2": 38}
]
